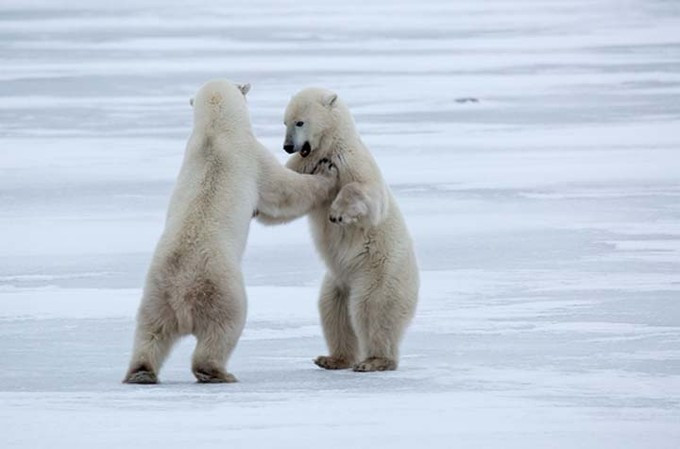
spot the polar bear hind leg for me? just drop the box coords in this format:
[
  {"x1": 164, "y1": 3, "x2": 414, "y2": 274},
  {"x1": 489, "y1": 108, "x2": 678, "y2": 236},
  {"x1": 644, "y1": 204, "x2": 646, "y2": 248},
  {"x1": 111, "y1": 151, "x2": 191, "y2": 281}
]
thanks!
[
  {"x1": 314, "y1": 274, "x2": 358, "y2": 370},
  {"x1": 349, "y1": 283, "x2": 407, "y2": 372},
  {"x1": 124, "y1": 291, "x2": 180, "y2": 384},
  {"x1": 190, "y1": 278, "x2": 246, "y2": 383}
]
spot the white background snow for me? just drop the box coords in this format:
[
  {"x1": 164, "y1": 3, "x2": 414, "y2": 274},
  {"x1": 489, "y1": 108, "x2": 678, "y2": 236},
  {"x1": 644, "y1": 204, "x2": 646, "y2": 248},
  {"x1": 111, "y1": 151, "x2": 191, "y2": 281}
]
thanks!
[{"x1": 1, "y1": 0, "x2": 679, "y2": 447}]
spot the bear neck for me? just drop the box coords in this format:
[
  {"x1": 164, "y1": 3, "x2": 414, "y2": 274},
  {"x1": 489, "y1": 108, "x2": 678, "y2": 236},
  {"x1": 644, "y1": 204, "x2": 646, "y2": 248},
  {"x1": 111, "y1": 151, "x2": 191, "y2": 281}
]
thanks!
[
  {"x1": 186, "y1": 118, "x2": 254, "y2": 162},
  {"x1": 194, "y1": 104, "x2": 252, "y2": 137}
]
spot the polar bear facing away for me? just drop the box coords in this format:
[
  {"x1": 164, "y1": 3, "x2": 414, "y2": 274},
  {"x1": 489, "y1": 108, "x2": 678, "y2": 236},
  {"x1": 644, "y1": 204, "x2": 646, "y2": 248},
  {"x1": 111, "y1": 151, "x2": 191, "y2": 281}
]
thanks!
[
  {"x1": 124, "y1": 80, "x2": 337, "y2": 384},
  {"x1": 257, "y1": 88, "x2": 419, "y2": 372}
]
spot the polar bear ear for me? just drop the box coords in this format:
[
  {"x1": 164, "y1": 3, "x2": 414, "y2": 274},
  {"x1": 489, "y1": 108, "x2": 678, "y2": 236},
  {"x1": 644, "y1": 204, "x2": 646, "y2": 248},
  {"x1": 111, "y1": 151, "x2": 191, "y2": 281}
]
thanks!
[
  {"x1": 238, "y1": 83, "x2": 251, "y2": 96},
  {"x1": 189, "y1": 97, "x2": 194, "y2": 107},
  {"x1": 322, "y1": 93, "x2": 338, "y2": 108}
]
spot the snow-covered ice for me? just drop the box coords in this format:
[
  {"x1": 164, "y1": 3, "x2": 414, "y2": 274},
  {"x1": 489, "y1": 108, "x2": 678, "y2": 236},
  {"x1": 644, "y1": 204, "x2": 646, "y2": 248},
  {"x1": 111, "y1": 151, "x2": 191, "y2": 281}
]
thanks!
[{"x1": 1, "y1": 0, "x2": 679, "y2": 447}]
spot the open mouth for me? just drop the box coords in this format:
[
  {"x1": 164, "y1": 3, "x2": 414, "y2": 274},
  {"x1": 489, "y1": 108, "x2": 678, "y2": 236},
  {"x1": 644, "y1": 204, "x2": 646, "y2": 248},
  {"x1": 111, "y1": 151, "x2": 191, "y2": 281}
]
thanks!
[{"x1": 300, "y1": 141, "x2": 311, "y2": 158}]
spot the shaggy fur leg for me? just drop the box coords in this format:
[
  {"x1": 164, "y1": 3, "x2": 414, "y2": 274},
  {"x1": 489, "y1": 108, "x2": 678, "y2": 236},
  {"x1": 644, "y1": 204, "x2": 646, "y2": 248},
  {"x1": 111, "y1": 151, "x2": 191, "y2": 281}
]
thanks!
[
  {"x1": 316, "y1": 274, "x2": 357, "y2": 369},
  {"x1": 349, "y1": 283, "x2": 410, "y2": 373},
  {"x1": 190, "y1": 282, "x2": 245, "y2": 384},
  {"x1": 191, "y1": 323, "x2": 241, "y2": 383},
  {"x1": 124, "y1": 308, "x2": 178, "y2": 384}
]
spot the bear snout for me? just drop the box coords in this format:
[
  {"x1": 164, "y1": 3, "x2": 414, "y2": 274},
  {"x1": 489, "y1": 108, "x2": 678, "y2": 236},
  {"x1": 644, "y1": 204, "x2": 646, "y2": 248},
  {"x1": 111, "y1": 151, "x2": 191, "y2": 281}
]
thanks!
[{"x1": 283, "y1": 143, "x2": 295, "y2": 154}]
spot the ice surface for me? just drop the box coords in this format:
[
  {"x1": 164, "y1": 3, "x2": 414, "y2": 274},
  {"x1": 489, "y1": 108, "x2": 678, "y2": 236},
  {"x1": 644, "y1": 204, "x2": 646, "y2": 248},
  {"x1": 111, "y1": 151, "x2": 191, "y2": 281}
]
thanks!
[{"x1": 1, "y1": 0, "x2": 679, "y2": 447}]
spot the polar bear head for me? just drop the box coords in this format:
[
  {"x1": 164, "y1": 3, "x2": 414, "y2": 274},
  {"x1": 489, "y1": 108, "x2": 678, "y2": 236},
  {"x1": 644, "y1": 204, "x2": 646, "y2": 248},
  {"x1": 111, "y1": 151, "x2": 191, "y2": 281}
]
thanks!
[
  {"x1": 283, "y1": 87, "x2": 348, "y2": 158},
  {"x1": 190, "y1": 79, "x2": 251, "y2": 130}
]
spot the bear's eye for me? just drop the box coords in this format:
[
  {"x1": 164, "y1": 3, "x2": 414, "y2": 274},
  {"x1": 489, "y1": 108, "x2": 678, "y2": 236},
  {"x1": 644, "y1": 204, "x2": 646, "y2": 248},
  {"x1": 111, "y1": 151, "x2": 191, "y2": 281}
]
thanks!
[{"x1": 295, "y1": 121, "x2": 304, "y2": 127}]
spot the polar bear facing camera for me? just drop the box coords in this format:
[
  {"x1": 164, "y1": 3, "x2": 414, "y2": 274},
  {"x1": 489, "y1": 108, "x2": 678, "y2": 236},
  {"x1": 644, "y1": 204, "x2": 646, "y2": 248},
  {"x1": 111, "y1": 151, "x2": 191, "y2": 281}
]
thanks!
[
  {"x1": 258, "y1": 88, "x2": 419, "y2": 372},
  {"x1": 124, "y1": 80, "x2": 337, "y2": 384}
]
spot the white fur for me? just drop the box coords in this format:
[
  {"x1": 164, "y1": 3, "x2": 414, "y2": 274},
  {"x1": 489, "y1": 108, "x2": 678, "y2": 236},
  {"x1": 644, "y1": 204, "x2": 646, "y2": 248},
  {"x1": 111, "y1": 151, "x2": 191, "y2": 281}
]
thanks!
[
  {"x1": 258, "y1": 87, "x2": 419, "y2": 372},
  {"x1": 124, "y1": 80, "x2": 337, "y2": 384}
]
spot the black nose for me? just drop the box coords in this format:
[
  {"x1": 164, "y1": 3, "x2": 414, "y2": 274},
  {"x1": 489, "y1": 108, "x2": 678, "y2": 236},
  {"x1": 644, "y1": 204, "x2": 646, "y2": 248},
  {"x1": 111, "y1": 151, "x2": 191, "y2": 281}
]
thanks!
[{"x1": 283, "y1": 144, "x2": 295, "y2": 154}]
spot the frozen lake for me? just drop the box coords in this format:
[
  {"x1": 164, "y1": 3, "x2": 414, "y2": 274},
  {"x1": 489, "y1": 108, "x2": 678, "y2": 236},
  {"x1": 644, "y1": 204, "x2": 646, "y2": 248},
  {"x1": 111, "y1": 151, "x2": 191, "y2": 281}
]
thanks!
[{"x1": 1, "y1": 0, "x2": 679, "y2": 447}]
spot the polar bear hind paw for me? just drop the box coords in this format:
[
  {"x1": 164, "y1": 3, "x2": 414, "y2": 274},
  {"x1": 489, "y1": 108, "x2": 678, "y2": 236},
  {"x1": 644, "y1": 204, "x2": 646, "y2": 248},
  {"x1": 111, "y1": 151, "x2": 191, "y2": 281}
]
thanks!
[
  {"x1": 314, "y1": 355, "x2": 353, "y2": 370},
  {"x1": 124, "y1": 365, "x2": 158, "y2": 384},
  {"x1": 352, "y1": 357, "x2": 397, "y2": 372},
  {"x1": 193, "y1": 366, "x2": 238, "y2": 383}
]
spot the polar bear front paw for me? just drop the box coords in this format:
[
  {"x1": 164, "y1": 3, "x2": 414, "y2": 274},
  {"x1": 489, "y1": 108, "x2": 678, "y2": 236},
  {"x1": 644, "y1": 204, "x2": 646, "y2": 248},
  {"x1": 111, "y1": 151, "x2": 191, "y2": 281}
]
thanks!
[
  {"x1": 329, "y1": 197, "x2": 367, "y2": 225},
  {"x1": 329, "y1": 183, "x2": 369, "y2": 225},
  {"x1": 311, "y1": 157, "x2": 338, "y2": 179}
]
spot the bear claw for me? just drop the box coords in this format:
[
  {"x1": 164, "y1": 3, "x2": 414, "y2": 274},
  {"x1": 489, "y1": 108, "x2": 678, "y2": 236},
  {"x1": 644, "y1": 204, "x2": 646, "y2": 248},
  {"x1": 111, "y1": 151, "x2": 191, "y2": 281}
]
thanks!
[
  {"x1": 193, "y1": 366, "x2": 238, "y2": 383},
  {"x1": 123, "y1": 369, "x2": 158, "y2": 384},
  {"x1": 352, "y1": 357, "x2": 397, "y2": 372},
  {"x1": 314, "y1": 355, "x2": 353, "y2": 370}
]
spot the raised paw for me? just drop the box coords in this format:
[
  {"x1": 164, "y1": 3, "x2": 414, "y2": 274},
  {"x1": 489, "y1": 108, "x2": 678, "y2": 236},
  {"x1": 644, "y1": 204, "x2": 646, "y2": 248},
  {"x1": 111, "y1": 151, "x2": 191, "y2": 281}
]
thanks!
[
  {"x1": 193, "y1": 366, "x2": 238, "y2": 384},
  {"x1": 328, "y1": 183, "x2": 369, "y2": 225},
  {"x1": 123, "y1": 365, "x2": 158, "y2": 384},
  {"x1": 329, "y1": 199, "x2": 365, "y2": 225},
  {"x1": 314, "y1": 355, "x2": 353, "y2": 370},
  {"x1": 352, "y1": 357, "x2": 397, "y2": 372}
]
